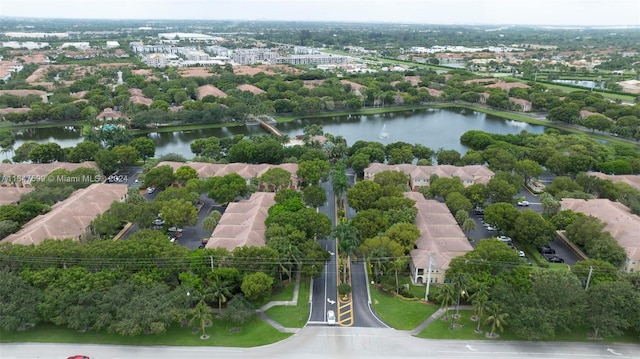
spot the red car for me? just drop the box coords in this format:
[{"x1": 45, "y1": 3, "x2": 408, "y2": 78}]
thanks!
[{"x1": 67, "y1": 356, "x2": 90, "y2": 359}]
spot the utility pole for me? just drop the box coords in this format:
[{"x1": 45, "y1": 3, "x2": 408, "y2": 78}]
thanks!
[
  {"x1": 585, "y1": 266, "x2": 594, "y2": 290},
  {"x1": 425, "y1": 256, "x2": 433, "y2": 301}
]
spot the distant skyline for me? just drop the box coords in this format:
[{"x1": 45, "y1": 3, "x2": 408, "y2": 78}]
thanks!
[{"x1": 1, "y1": 0, "x2": 639, "y2": 26}]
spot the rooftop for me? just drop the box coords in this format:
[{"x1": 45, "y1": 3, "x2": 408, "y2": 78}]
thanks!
[
  {"x1": 560, "y1": 198, "x2": 640, "y2": 261},
  {"x1": 2, "y1": 183, "x2": 128, "y2": 245},
  {"x1": 206, "y1": 192, "x2": 275, "y2": 250},
  {"x1": 406, "y1": 192, "x2": 473, "y2": 270}
]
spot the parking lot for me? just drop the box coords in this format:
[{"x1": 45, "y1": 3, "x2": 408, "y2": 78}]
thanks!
[{"x1": 469, "y1": 183, "x2": 580, "y2": 266}]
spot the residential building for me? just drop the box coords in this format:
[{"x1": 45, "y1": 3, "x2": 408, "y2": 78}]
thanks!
[
  {"x1": 0, "y1": 187, "x2": 34, "y2": 205},
  {"x1": 586, "y1": 172, "x2": 640, "y2": 191},
  {"x1": 96, "y1": 108, "x2": 123, "y2": 121},
  {"x1": 0, "y1": 89, "x2": 48, "y2": 103},
  {"x1": 509, "y1": 97, "x2": 532, "y2": 112},
  {"x1": 205, "y1": 192, "x2": 275, "y2": 250},
  {"x1": 406, "y1": 192, "x2": 474, "y2": 284},
  {"x1": 142, "y1": 53, "x2": 171, "y2": 67},
  {"x1": 0, "y1": 161, "x2": 100, "y2": 188},
  {"x1": 560, "y1": 198, "x2": 640, "y2": 273},
  {"x1": 157, "y1": 162, "x2": 299, "y2": 190},
  {"x1": 0, "y1": 61, "x2": 24, "y2": 82},
  {"x1": 272, "y1": 54, "x2": 349, "y2": 66},
  {"x1": 205, "y1": 45, "x2": 232, "y2": 57},
  {"x1": 1, "y1": 183, "x2": 128, "y2": 245},
  {"x1": 232, "y1": 48, "x2": 278, "y2": 65},
  {"x1": 363, "y1": 164, "x2": 494, "y2": 190},
  {"x1": 197, "y1": 85, "x2": 227, "y2": 99}
]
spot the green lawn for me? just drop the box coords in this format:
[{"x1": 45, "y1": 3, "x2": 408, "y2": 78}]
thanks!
[
  {"x1": 254, "y1": 278, "x2": 297, "y2": 309},
  {"x1": 418, "y1": 310, "x2": 640, "y2": 344},
  {"x1": 0, "y1": 317, "x2": 290, "y2": 347},
  {"x1": 264, "y1": 278, "x2": 311, "y2": 328},
  {"x1": 369, "y1": 285, "x2": 439, "y2": 330}
]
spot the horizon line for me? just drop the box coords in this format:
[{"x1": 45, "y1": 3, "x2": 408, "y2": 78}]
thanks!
[{"x1": 1, "y1": 15, "x2": 639, "y2": 28}]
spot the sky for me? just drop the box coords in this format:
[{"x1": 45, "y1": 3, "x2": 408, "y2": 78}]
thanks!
[{"x1": 1, "y1": 0, "x2": 639, "y2": 26}]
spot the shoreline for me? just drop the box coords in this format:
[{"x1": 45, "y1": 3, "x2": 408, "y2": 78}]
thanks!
[{"x1": 3, "y1": 103, "x2": 638, "y2": 149}]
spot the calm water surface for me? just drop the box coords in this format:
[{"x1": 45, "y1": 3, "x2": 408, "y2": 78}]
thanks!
[{"x1": 12, "y1": 108, "x2": 546, "y2": 158}]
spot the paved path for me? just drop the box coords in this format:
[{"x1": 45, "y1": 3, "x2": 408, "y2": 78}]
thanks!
[
  {"x1": 255, "y1": 270, "x2": 302, "y2": 334},
  {"x1": 410, "y1": 305, "x2": 472, "y2": 336}
]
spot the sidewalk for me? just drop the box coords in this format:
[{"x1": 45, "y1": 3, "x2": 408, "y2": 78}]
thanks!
[
  {"x1": 410, "y1": 305, "x2": 472, "y2": 336},
  {"x1": 255, "y1": 271, "x2": 302, "y2": 334}
]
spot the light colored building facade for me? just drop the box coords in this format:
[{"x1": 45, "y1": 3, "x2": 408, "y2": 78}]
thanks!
[
  {"x1": 363, "y1": 163, "x2": 494, "y2": 190},
  {"x1": 157, "y1": 162, "x2": 299, "y2": 190},
  {"x1": 406, "y1": 192, "x2": 474, "y2": 284},
  {"x1": 1, "y1": 183, "x2": 128, "y2": 245},
  {"x1": 560, "y1": 198, "x2": 640, "y2": 273},
  {"x1": 272, "y1": 54, "x2": 349, "y2": 66}
]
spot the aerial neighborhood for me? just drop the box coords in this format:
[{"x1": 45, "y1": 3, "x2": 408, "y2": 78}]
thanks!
[{"x1": 1, "y1": 16, "x2": 640, "y2": 352}]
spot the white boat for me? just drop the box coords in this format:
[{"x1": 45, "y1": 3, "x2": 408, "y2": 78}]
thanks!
[{"x1": 379, "y1": 124, "x2": 389, "y2": 139}]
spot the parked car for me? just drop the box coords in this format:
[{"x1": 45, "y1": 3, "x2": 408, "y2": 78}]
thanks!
[
  {"x1": 474, "y1": 207, "x2": 485, "y2": 215},
  {"x1": 327, "y1": 310, "x2": 336, "y2": 325},
  {"x1": 540, "y1": 246, "x2": 556, "y2": 255},
  {"x1": 168, "y1": 227, "x2": 183, "y2": 233},
  {"x1": 546, "y1": 256, "x2": 565, "y2": 263},
  {"x1": 68, "y1": 356, "x2": 90, "y2": 359},
  {"x1": 147, "y1": 187, "x2": 155, "y2": 194},
  {"x1": 486, "y1": 225, "x2": 498, "y2": 231},
  {"x1": 496, "y1": 235, "x2": 512, "y2": 242},
  {"x1": 517, "y1": 200, "x2": 530, "y2": 206},
  {"x1": 153, "y1": 218, "x2": 165, "y2": 226},
  {"x1": 517, "y1": 250, "x2": 526, "y2": 257}
]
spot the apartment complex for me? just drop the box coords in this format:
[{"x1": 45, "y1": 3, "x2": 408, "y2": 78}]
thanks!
[
  {"x1": 406, "y1": 192, "x2": 474, "y2": 284},
  {"x1": 205, "y1": 192, "x2": 275, "y2": 250},
  {"x1": 363, "y1": 164, "x2": 494, "y2": 190},
  {"x1": 560, "y1": 198, "x2": 640, "y2": 273},
  {"x1": 157, "y1": 162, "x2": 299, "y2": 190},
  {"x1": 1, "y1": 183, "x2": 128, "y2": 245}
]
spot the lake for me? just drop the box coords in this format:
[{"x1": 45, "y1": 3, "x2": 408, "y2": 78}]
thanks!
[{"x1": 12, "y1": 108, "x2": 547, "y2": 158}]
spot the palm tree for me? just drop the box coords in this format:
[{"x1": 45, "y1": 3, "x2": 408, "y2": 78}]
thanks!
[
  {"x1": 206, "y1": 275, "x2": 233, "y2": 315},
  {"x1": 333, "y1": 221, "x2": 360, "y2": 284},
  {"x1": 436, "y1": 284, "x2": 455, "y2": 321},
  {"x1": 471, "y1": 295, "x2": 489, "y2": 332},
  {"x1": 388, "y1": 258, "x2": 408, "y2": 294},
  {"x1": 462, "y1": 218, "x2": 476, "y2": 239},
  {"x1": 449, "y1": 272, "x2": 471, "y2": 318},
  {"x1": 369, "y1": 247, "x2": 387, "y2": 281},
  {"x1": 484, "y1": 303, "x2": 509, "y2": 338},
  {"x1": 189, "y1": 299, "x2": 213, "y2": 339}
]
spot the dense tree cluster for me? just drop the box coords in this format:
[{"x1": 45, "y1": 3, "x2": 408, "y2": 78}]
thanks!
[{"x1": 439, "y1": 240, "x2": 640, "y2": 340}]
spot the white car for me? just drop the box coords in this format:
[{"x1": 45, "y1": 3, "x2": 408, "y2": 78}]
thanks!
[
  {"x1": 168, "y1": 227, "x2": 183, "y2": 233},
  {"x1": 517, "y1": 250, "x2": 526, "y2": 257},
  {"x1": 147, "y1": 187, "x2": 155, "y2": 194},
  {"x1": 517, "y1": 200, "x2": 530, "y2": 206},
  {"x1": 496, "y1": 235, "x2": 512, "y2": 242},
  {"x1": 327, "y1": 310, "x2": 336, "y2": 325},
  {"x1": 486, "y1": 226, "x2": 498, "y2": 231}
]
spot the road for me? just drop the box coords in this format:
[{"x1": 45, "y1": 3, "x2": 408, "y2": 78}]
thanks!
[
  {"x1": 309, "y1": 179, "x2": 339, "y2": 325},
  {"x1": 2, "y1": 327, "x2": 638, "y2": 359}
]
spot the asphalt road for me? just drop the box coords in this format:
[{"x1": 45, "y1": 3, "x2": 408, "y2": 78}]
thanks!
[
  {"x1": 309, "y1": 238, "x2": 338, "y2": 324},
  {"x1": 2, "y1": 327, "x2": 638, "y2": 359}
]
